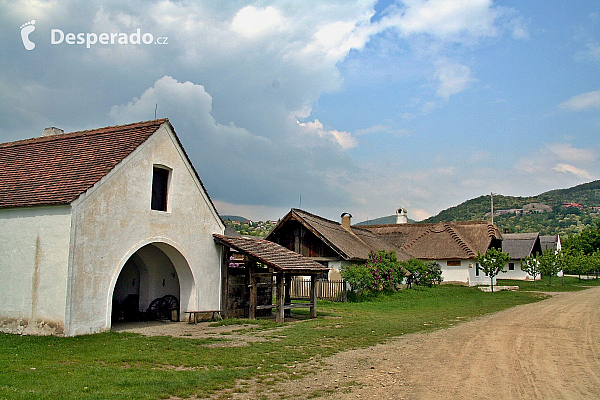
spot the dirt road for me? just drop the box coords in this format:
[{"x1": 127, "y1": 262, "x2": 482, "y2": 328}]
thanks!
[{"x1": 240, "y1": 286, "x2": 600, "y2": 399}]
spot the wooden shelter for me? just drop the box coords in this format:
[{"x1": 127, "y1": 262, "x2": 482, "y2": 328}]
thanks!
[{"x1": 213, "y1": 234, "x2": 329, "y2": 322}]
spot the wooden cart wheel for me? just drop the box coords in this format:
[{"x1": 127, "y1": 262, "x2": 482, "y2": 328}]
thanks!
[
  {"x1": 147, "y1": 298, "x2": 166, "y2": 320},
  {"x1": 161, "y1": 295, "x2": 179, "y2": 310}
]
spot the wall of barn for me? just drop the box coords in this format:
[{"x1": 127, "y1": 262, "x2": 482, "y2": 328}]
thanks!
[{"x1": 0, "y1": 205, "x2": 72, "y2": 335}]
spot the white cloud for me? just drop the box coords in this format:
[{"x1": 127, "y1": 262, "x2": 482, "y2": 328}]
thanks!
[
  {"x1": 559, "y1": 90, "x2": 600, "y2": 110},
  {"x1": 553, "y1": 163, "x2": 592, "y2": 179},
  {"x1": 585, "y1": 42, "x2": 600, "y2": 63},
  {"x1": 355, "y1": 124, "x2": 410, "y2": 137},
  {"x1": 433, "y1": 59, "x2": 475, "y2": 99},
  {"x1": 297, "y1": 119, "x2": 357, "y2": 149},
  {"x1": 382, "y1": 0, "x2": 500, "y2": 40},
  {"x1": 231, "y1": 6, "x2": 284, "y2": 38},
  {"x1": 515, "y1": 143, "x2": 598, "y2": 189},
  {"x1": 548, "y1": 143, "x2": 597, "y2": 163}
]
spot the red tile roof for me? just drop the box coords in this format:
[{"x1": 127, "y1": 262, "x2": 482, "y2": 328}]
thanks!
[{"x1": 0, "y1": 119, "x2": 167, "y2": 208}]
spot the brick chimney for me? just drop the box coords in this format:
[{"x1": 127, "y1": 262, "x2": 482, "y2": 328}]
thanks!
[
  {"x1": 396, "y1": 208, "x2": 408, "y2": 224},
  {"x1": 42, "y1": 127, "x2": 65, "y2": 137},
  {"x1": 341, "y1": 212, "x2": 352, "y2": 230}
]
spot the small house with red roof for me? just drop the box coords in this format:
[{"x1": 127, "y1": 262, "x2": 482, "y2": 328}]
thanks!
[{"x1": 0, "y1": 119, "x2": 225, "y2": 336}]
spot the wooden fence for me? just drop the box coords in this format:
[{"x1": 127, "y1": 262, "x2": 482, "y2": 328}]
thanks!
[{"x1": 290, "y1": 279, "x2": 347, "y2": 302}]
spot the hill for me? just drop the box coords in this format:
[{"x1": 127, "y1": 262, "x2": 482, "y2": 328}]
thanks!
[
  {"x1": 422, "y1": 180, "x2": 600, "y2": 236},
  {"x1": 221, "y1": 215, "x2": 248, "y2": 222},
  {"x1": 355, "y1": 215, "x2": 417, "y2": 225}
]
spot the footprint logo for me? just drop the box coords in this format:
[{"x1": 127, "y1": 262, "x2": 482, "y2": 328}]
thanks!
[{"x1": 20, "y1": 20, "x2": 36, "y2": 51}]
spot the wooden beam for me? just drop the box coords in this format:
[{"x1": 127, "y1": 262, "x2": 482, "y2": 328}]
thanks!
[
  {"x1": 310, "y1": 274, "x2": 317, "y2": 318},
  {"x1": 284, "y1": 303, "x2": 312, "y2": 309},
  {"x1": 221, "y1": 247, "x2": 229, "y2": 319},
  {"x1": 249, "y1": 267, "x2": 257, "y2": 320},
  {"x1": 276, "y1": 271, "x2": 285, "y2": 323},
  {"x1": 284, "y1": 273, "x2": 291, "y2": 318}
]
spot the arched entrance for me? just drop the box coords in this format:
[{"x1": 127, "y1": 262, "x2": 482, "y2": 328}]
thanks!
[{"x1": 111, "y1": 242, "x2": 195, "y2": 324}]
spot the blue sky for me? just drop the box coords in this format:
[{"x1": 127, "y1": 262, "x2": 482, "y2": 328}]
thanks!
[{"x1": 1, "y1": 0, "x2": 599, "y2": 222}]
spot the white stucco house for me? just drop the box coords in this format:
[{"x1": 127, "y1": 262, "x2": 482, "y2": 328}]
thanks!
[{"x1": 0, "y1": 119, "x2": 225, "y2": 336}]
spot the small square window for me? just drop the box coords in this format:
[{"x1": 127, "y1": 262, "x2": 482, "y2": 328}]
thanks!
[
  {"x1": 151, "y1": 167, "x2": 170, "y2": 211},
  {"x1": 508, "y1": 262, "x2": 515, "y2": 271}
]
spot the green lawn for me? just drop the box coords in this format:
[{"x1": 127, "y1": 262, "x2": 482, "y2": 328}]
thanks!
[
  {"x1": 497, "y1": 274, "x2": 600, "y2": 292},
  {"x1": 1, "y1": 285, "x2": 546, "y2": 399}
]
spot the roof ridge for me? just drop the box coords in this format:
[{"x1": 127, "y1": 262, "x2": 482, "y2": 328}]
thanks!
[
  {"x1": 445, "y1": 223, "x2": 476, "y2": 257},
  {"x1": 0, "y1": 119, "x2": 168, "y2": 148},
  {"x1": 401, "y1": 223, "x2": 438, "y2": 251},
  {"x1": 291, "y1": 208, "x2": 341, "y2": 226}
]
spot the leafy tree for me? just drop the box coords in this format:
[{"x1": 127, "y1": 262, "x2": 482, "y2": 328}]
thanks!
[
  {"x1": 476, "y1": 247, "x2": 511, "y2": 292},
  {"x1": 564, "y1": 250, "x2": 587, "y2": 281},
  {"x1": 539, "y1": 249, "x2": 563, "y2": 286},
  {"x1": 563, "y1": 221, "x2": 600, "y2": 255},
  {"x1": 520, "y1": 254, "x2": 541, "y2": 288},
  {"x1": 589, "y1": 251, "x2": 600, "y2": 279}
]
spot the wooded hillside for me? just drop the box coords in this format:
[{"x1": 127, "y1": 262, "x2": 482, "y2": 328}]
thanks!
[{"x1": 422, "y1": 180, "x2": 600, "y2": 236}]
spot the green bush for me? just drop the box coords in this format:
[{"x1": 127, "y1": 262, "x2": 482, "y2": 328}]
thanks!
[
  {"x1": 404, "y1": 259, "x2": 443, "y2": 287},
  {"x1": 341, "y1": 250, "x2": 409, "y2": 295}
]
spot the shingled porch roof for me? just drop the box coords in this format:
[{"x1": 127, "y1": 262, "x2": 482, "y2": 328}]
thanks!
[{"x1": 213, "y1": 234, "x2": 329, "y2": 274}]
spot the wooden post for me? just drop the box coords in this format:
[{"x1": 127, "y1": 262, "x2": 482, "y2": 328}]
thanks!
[
  {"x1": 276, "y1": 271, "x2": 285, "y2": 323},
  {"x1": 310, "y1": 274, "x2": 317, "y2": 318},
  {"x1": 284, "y1": 274, "x2": 291, "y2": 318},
  {"x1": 220, "y1": 247, "x2": 229, "y2": 319},
  {"x1": 249, "y1": 267, "x2": 257, "y2": 320}
]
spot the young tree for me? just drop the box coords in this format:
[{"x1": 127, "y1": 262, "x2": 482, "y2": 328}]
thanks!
[
  {"x1": 564, "y1": 251, "x2": 586, "y2": 282},
  {"x1": 520, "y1": 254, "x2": 541, "y2": 288},
  {"x1": 476, "y1": 247, "x2": 511, "y2": 292},
  {"x1": 539, "y1": 249, "x2": 563, "y2": 286}
]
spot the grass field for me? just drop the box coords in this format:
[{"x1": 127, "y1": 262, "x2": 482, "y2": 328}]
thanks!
[
  {"x1": 497, "y1": 274, "x2": 600, "y2": 292},
  {"x1": 0, "y1": 285, "x2": 548, "y2": 399}
]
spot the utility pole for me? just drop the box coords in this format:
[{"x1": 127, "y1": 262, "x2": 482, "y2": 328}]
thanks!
[{"x1": 490, "y1": 192, "x2": 494, "y2": 225}]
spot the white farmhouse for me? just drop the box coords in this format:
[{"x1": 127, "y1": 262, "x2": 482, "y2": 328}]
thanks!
[
  {"x1": 0, "y1": 119, "x2": 225, "y2": 336},
  {"x1": 501, "y1": 232, "x2": 542, "y2": 280}
]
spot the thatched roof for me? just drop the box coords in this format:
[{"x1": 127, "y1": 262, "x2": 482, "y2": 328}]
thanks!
[{"x1": 361, "y1": 221, "x2": 503, "y2": 260}]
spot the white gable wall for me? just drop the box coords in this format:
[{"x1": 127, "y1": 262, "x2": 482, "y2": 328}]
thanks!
[
  {"x1": 65, "y1": 124, "x2": 224, "y2": 335},
  {"x1": 0, "y1": 206, "x2": 72, "y2": 334}
]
